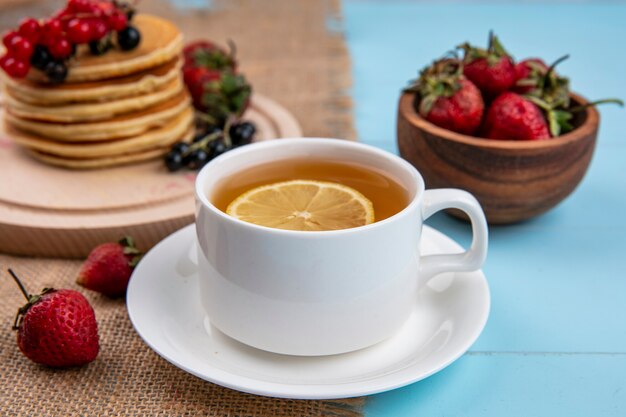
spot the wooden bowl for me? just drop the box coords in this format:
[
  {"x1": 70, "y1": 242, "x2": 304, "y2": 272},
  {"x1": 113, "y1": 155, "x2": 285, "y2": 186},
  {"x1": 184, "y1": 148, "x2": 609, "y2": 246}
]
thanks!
[{"x1": 397, "y1": 91, "x2": 600, "y2": 224}]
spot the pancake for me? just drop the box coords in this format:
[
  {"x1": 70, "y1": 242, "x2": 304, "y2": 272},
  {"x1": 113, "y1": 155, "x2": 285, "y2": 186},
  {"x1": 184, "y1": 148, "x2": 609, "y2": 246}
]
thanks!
[
  {"x1": 6, "y1": 107, "x2": 193, "y2": 158},
  {"x1": 5, "y1": 91, "x2": 191, "y2": 141},
  {"x1": 30, "y1": 148, "x2": 169, "y2": 169},
  {"x1": 28, "y1": 127, "x2": 193, "y2": 169},
  {"x1": 26, "y1": 15, "x2": 183, "y2": 83},
  {"x1": 4, "y1": 77, "x2": 184, "y2": 123},
  {"x1": 2, "y1": 59, "x2": 182, "y2": 105}
]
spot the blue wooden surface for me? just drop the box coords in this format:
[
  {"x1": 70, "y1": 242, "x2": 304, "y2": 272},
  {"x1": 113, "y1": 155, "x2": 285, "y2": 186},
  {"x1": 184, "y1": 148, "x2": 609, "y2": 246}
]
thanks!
[{"x1": 342, "y1": 1, "x2": 626, "y2": 415}]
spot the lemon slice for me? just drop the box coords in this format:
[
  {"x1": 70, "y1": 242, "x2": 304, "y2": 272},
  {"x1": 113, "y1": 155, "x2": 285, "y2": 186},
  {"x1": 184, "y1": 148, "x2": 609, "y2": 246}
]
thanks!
[{"x1": 226, "y1": 180, "x2": 375, "y2": 231}]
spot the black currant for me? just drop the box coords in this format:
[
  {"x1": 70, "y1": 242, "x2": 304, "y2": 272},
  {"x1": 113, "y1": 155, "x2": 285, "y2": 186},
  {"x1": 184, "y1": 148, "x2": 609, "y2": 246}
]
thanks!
[
  {"x1": 170, "y1": 142, "x2": 190, "y2": 154},
  {"x1": 117, "y1": 26, "x2": 141, "y2": 51},
  {"x1": 164, "y1": 151, "x2": 184, "y2": 172},
  {"x1": 44, "y1": 61, "x2": 68, "y2": 84},
  {"x1": 186, "y1": 149, "x2": 210, "y2": 170},
  {"x1": 207, "y1": 125, "x2": 223, "y2": 136},
  {"x1": 208, "y1": 139, "x2": 231, "y2": 158},
  {"x1": 30, "y1": 45, "x2": 52, "y2": 71},
  {"x1": 89, "y1": 38, "x2": 112, "y2": 56},
  {"x1": 230, "y1": 122, "x2": 256, "y2": 146}
]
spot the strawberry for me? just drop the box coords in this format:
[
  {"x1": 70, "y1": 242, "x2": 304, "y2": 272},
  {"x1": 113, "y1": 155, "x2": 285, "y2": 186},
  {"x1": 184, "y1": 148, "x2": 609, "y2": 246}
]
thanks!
[
  {"x1": 76, "y1": 236, "x2": 142, "y2": 297},
  {"x1": 481, "y1": 92, "x2": 550, "y2": 140},
  {"x1": 459, "y1": 32, "x2": 516, "y2": 100},
  {"x1": 517, "y1": 55, "x2": 623, "y2": 137},
  {"x1": 186, "y1": 70, "x2": 252, "y2": 126},
  {"x1": 518, "y1": 55, "x2": 575, "y2": 136},
  {"x1": 183, "y1": 40, "x2": 237, "y2": 72},
  {"x1": 407, "y1": 58, "x2": 484, "y2": 135},
  {"x1": 183, "y1": 65, "x2": 219, "y2": 92},
  {"x1": 513, "y1": 58, "x2": 549, "y2": 94},
  {"x1": 8, "y1": 269, "x2": 99, "y2": 368},
  {"x1": 487, "y1": 64, "x2": 622, "y2": 140}
]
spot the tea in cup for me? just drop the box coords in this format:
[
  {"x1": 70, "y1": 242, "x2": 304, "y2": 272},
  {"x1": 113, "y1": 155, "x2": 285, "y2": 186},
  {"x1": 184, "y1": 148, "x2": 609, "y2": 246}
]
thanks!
[{"x1": 195, "y1": 138, "x2": 488, "y2": 356}]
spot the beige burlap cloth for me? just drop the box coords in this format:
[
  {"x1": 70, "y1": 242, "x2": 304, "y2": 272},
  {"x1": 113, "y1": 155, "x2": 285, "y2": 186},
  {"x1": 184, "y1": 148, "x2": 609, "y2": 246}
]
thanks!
[{"x1": 0, "y1": 0, "x2": 363, "y2": 415}]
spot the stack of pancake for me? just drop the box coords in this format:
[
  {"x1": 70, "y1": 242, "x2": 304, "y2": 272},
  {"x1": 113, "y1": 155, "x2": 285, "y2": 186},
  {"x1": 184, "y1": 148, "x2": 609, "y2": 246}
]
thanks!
[{"x1": 1, "y1": 14, "x2": 193, "y2": 169}]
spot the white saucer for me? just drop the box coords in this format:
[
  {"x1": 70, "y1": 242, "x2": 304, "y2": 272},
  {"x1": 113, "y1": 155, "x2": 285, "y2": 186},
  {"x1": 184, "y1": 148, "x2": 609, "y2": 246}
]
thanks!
[{"x1": 127, "y1": 224, "x2": 490, "y2": 399}]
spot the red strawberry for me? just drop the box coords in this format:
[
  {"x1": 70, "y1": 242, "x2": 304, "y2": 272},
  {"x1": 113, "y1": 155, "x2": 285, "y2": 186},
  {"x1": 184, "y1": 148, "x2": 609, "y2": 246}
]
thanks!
[
  {"x1": 481, "y1": 92, "x2": 550, "y2": 140},
  {"x1": 183, "y1": 66, "x2": 220, "y2": 95},
  {"x1": 185, "y1": 70, "x2": 252, "y2": 125},
  {"x1": 517, "y1": 55, "x2": 576, "y2": 137},
  {"x1": 513, "y1": 58, "x2": 549, "y2": 94},
  {"x1": 183, "y1": 40, "x2": 237, "y2": 72},
  {"x1": 407, "y1": 58, "x2": 484, "y2": 135},
  {"x1": 459, "y1": 32, "x2": 516, "y2": 100},
  {"x1": 8, "y1": 269, "x2": 99, "y2": 368},
  {"x1": 481, "y1": 52, "x2": 622, "y2": 140},
  {"x1": 76, "y1": 236, "x2": 142, "y2": 297}
]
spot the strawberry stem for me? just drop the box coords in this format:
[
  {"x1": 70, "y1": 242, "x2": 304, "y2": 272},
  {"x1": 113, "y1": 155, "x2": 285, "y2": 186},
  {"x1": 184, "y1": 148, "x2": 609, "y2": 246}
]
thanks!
[
  {"x1": 196, "y1": 112, "x2": 218, "y2": 126},
  {"x1": 545, "y1": 54, "x2": 570, "y2": 79},
  {"x1": 187, "y1": 131, "x2": 222, "y2": 154},
  {"x1": 7, "y1": 269, "x2": 30, "y2": 301},
  {"x1": 223, "y1": 115, "x2": 235, "y2": 148},
  {"x1": 536, "y1": 54, "x2": 569, "y2": 94},
  {"x1": 569, "y1": 98, "x2": 624, "y2": 113},
  {"x1": 227, "y1": 39, "x2": 237, "y2": 59}
]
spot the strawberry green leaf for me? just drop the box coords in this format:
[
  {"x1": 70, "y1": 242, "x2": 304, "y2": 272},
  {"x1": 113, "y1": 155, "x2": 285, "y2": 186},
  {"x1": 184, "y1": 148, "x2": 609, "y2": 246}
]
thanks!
[
  {"x1": 419, "y1": 95, "x2": 437, "y2": 115},
  {"x1": 119, "y1": 236, "x2": 134, "y2": 248},
  {"x1": 129, "y1": 255, "x2": 142, "y2": 268},
  {"x1": 193, "y1": 49, "x2": 235, "y2": 71},
  {"x1": 524, "y1": 95, "x2": 552, "y2": 112},
  {"x1": 546, "y1": 110, "x2": 573, "y2": 137},
  {"x1": 489, "y1": 34, "x2": 509, "y2": 58},
  {"x1": 527, "y1": 61, "x2": 547, "y2": 73},
  {"x1": 406, "y1": 58, "x2": 464, "y2": 117},
  {"x1": 123, "y1": 247, "x2": 140, "y2": 255},
  {"x1": 516, "y1": 79, "x2": 538, "y2": 88},
  {"x1": 200, "y1": 72, "x2": 252, "y2": 125},
  {"x1": 547, "y1": 111, "x2": 561, "y2": 137},
  {"x1": 459, "y1": 31, "x2": 511, "y2": 67},
  {"x1": 120, "y1": 236, "x2": 141, "y2": 255},
  {"x1": 554, "y1": 110, "x2": 574, "y2": 134}
]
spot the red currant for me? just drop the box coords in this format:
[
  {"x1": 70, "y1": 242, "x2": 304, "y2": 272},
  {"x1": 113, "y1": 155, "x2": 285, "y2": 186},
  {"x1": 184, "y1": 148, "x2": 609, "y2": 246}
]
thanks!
[
  {"x1": 107, "y1": 11, "x2": 127, "y2": 32},
  {"x1": 67, "y1": 0, "x2": 96, "y2": 13},
  {"x1": 2, "y1": 31, "x2": 18, "y2": 49},
  {"x1": 91, "y1": 9, "x2": 104, "y2": 18},
  {"x1": 12, "y1": 60, "x2": 31, "y2": 78},
  {"x1": 9, "y1": 36, "x2": 34, "y2": 61},
  {"x1": 18, "y1": 18, "x2": 41, "y2": 42},
  {"x1": 49, "y1": 37, "x2": 73, "y2": 59},
  {"x1": 91, "y1": 19, "x2": 109, "y2": 41},
  {"x1": 0, "y1": 54, "x2": 11, "y2": 71},
  {"x1": 67, "y1": 18, "x2": 91, "y2": 44},
  {"x1": 95, "y1": 1, "x2": 115, "y2": 15},
  {"x1": 53, "y1": 8, "x2": 73, "y2": 21},
  {"x1": 42, "y1": 19, "x2": 63, "y2": 39},
  {"x1": 0, "y1": 55, "x2": 29, "y2": 78}
]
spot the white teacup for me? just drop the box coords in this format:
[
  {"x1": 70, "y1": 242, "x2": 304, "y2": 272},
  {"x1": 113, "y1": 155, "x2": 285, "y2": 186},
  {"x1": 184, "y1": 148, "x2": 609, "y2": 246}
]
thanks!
[{"x1": 195, "y1": 138, "x2": 488, "y2": 356}]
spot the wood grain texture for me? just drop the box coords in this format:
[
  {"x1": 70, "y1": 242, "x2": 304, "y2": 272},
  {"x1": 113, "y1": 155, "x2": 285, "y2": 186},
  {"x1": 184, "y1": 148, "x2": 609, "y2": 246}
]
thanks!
[
  {"x1": 0, "y1": 94, "x2": 302, "y2": 258},
  {"x1": 397, "y1": 92, "x2": 599, "y2": 224}
]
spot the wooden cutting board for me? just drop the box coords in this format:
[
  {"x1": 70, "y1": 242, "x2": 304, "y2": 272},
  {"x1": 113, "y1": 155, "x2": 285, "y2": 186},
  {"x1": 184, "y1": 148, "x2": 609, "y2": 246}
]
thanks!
[{"x1": 0, "y1": 94, "x2": 302, "y2": 258}]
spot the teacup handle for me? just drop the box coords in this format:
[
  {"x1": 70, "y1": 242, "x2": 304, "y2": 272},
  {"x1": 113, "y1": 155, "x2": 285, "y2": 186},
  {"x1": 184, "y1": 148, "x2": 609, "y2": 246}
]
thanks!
[{"x1": 420, "y1": 189, "x2": 488, "y2": 281}]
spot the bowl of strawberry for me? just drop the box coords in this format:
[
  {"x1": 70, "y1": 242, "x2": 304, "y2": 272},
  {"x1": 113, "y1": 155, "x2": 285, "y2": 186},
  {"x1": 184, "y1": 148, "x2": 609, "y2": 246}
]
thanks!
[{"x1": 397, "y1": 32, "x2": 622, "y2": 224}]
